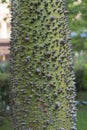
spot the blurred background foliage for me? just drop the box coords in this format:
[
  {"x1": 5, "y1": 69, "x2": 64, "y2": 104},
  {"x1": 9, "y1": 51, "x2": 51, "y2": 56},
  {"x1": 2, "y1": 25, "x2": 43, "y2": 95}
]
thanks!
[
  {"x1": 67, "y1": 1, "x2": 87, "y2": 129},
  {"x1": 0, "y1": 61, "x2": 10, "y2": 126},
  {"x1": 0, "y1": 0, "x2": 87, "y2": 130},
  {"x1": 67, "y1": 0, "x2": 87, "y2": 91}
]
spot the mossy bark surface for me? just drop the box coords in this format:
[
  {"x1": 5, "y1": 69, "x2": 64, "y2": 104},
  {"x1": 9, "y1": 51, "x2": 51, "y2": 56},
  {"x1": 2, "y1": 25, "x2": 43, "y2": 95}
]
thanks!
[{"x1": 10, "y1": 0, "x2": 76, "y2": 130}]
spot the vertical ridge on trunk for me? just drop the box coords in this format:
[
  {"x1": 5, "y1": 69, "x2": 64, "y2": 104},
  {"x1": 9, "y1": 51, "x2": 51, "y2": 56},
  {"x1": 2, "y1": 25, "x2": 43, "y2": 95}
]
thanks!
[{"x1": 10, "y1": 0, "x2": 77, "y2": 130}]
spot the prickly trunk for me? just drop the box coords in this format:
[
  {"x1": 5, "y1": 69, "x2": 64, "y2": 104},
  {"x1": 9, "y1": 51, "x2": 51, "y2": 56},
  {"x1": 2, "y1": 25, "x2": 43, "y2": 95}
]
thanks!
[{"x1": 10, "y1": 0, "x2": 76, "y2": 130}]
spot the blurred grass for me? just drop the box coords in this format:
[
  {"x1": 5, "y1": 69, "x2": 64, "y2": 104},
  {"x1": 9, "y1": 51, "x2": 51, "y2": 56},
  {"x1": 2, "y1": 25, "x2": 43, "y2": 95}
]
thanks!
[
  {"x1": 0, "y1": 117, "x2": 13, "y2": 130},
  {"x1": 77, "y1": 105, "x2": 87, "y2": 130},
  {"x1": 76, "y1": 91, "x2": 87, "y2": 130}
]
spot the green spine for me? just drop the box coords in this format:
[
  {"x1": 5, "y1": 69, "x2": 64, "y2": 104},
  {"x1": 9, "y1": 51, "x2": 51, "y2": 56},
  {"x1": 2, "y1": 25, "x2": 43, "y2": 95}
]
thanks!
[{"x1": 10, "y1": 0, "x2": 76, "y2": 130}]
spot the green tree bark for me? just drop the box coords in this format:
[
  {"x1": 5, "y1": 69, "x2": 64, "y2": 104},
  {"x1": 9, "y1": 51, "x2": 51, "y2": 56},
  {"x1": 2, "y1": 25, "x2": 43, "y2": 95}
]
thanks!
[{"x1": 10, "y1": 0, "x2": 76, "y2": 130}]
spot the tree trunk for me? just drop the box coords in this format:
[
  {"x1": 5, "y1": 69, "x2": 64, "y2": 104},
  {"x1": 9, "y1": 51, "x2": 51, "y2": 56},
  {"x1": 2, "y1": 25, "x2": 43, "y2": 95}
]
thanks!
[{"x1": 10, "y1": 0, "x2": 76, "y2": 130}]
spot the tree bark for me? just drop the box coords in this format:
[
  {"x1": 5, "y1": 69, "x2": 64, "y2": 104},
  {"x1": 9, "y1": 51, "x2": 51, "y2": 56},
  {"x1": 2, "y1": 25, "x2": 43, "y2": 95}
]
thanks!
[{"x1": 10, "y1": 0, "x2": 76, "y2": 130}]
